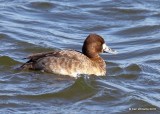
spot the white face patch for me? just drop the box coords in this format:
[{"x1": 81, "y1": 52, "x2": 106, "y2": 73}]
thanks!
[
  {"x1": 102, "y1": 43, "x2": 109, "y2": 51},
  {"x1": 102, "y1": 43, "x2": 117, "y2": 54}
]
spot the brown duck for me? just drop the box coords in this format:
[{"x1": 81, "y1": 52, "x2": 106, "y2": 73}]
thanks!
[{"x1": 19, "y1": 34, "x2": 116, "y2": 77}]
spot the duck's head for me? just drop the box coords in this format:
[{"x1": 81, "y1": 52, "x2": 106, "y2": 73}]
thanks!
[{"x1": 82, "y1": 34, "x2": 117, "y2": 58}]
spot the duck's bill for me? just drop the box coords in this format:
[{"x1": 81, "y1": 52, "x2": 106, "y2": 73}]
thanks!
[{"x1": 102, "y1": 44, "x2": 117, "y2": 54}]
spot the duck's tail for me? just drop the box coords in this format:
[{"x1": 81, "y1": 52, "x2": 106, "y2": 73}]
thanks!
[{"x1": 17, "y1": 62, "x2": 33, "y2": 71}]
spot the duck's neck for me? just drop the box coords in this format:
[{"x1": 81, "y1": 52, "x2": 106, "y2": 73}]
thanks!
[
  {"x1": 90, "y1": 56, "x2": 105, "y2": 65},
  {"x1": 82, "y1": 48, "x2": 106, "y2": 69}
]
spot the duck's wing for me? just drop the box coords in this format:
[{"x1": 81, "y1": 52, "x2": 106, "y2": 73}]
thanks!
[
  {"x1": 18, "y1": 49, "x2": 89, "y2": 71},
  {"x1": 26, "y1": 49, "x2": 89, "y2": 62}
]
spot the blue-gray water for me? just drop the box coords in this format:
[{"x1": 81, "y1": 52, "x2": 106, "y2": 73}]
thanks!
[{"x1": 0, "y1": 0, "x2": 160, "y2": 114}]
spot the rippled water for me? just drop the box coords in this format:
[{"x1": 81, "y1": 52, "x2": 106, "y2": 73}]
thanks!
[{"x1": 0, "y1": 0, "x2": 160, "y2": 114}]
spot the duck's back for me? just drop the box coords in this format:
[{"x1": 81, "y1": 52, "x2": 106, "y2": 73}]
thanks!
[{"x1": 20, "y1": 50, "x2": 103, "y2": 77}]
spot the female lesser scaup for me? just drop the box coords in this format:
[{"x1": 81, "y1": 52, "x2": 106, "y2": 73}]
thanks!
[{"x1": 19, "y1": 34, "x2": 116, "y2": 77}]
